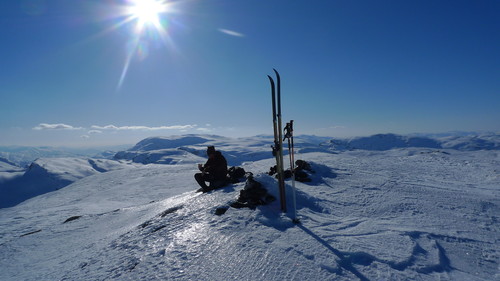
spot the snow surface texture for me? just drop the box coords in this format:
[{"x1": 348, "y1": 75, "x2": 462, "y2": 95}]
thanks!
[{"x1": 0, "y1": 134, "x2": 499, "y2": 280}]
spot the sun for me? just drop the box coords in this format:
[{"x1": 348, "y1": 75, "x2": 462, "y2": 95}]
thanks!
[
  {"x1": 125, "y1": 0, "x2": 173, "y2": 34},
  {"x1": 128, "y1": 0, "x2": 167, "y2": 27},
  {"x1": 116, "y1": 0, "x2": 175, "y2": 90}
]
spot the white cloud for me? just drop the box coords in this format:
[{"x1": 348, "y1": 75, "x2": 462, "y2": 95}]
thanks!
[
  {"x1": 196, "y1": 127, "x2": 212, "y2": 133},
  {"x1": 90, "y1": 125, "x2": 119, "y2": 130},
  {"x1": 87, "y1": 130, "x2": 102, "y2": 134},
  {"x1": 33, "y1": 123, "x2": 82, "y2": 130},
  {"x1": 90, "y1": 124, "x2": 197, "y2": 131},
  {"x1": 328, "y1": 125, "x2": 346, "y2": 129},
  {"x1": 218, "y1": 28, "x2": 245, "y2": 37}
]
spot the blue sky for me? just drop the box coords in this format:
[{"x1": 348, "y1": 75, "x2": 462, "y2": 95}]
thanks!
[{"x1": 1, "y1": 0, "x2": 498, "y2": 146}]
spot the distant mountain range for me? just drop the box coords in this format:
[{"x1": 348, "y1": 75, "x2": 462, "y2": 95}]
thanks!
[
  {"x1": 1, "y1": 133, "x2": 498, "y2": 168},
  {"x1": 1, "y1": 133, "x2": 498, "y2": 208},
  {"x1": 0, "y1": 144, "x2": 131, "y2": 167},
  {"x1": 321, "y1": 133, "x2": 500, "y2": 151},
  {"x1": 113, "y1": 133, "x2": 500, "y2": 164}
]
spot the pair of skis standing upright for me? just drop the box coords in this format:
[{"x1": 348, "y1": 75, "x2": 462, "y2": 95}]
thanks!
[{"x1": 267, "y1": 69, "x2": 298, "y2": 223}]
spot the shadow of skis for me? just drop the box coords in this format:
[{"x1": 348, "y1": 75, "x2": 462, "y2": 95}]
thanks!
[{"x1": 297, "y1": 224, "x2": 370, "y2": 281}]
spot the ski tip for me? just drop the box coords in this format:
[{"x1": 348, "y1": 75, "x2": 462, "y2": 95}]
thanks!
[
  {"x1": 273, "y1": 68, "x2": 280, "y2": 77},
  {"x1": 267, "y1": 75, "x2": 275, "y2": 86}
]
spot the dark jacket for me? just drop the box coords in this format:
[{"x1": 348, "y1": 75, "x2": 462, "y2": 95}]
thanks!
[{"x1": 200, "y1": 151, "x2": 228, "y2": 180}]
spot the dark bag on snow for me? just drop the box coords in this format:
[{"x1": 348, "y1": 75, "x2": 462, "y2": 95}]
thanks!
[
  {"x1": 228, "y1": 166, "x2": 246, "y2": 183},
  {"x1": 234, "y1": 175, "x2": 275, "y2": 207}
]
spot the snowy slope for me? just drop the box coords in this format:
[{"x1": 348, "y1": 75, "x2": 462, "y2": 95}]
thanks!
[
  {"x1": 0, "y1": 135, "x2": 498, "y2": 280},
  {"x1": 0, "y1": 157, "x2": 137, "y2": 208},
  {"x1": 0, "y1": 157, "x2": 18, "y2": 168},
  {"x1": 0, "y1": 157, "x2": 24, "y2": 183}
]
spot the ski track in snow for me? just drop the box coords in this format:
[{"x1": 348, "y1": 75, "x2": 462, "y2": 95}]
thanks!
[{"x1": 0, "y1": 139, "x2": 499, "y2": 280}]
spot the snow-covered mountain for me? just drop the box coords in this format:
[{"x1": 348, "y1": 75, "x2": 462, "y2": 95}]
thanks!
[
  {"x1": 114, "y1": 135, "x2": 290, "y2": 166},
  {"x1": 322, "y1": 133, "x2": 500, "y2": 151},
  {"x1": 0, "y1": 144, "x2": 130, "y2": 167},
  {"x1": 439, "y1": 135, "x2": 500, "y2": 151},
  {"x1": 0, "y1": 134, "x2": 498, "y2": 280},
  {"x1": 0, "y1": 157, "x2": 137, "y2": 208},
  {"x1": 0, "y1": 157, "x2": 24, "y2": 184},
  {"x1": 2, "y1": 133, "x2": 499, "y2": 208},
  {"x1": 0, "y1": 156, "x2": 18, "y2": 168}
]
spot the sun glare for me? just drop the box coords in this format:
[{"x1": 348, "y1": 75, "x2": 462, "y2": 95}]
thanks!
[
  {"x1": 128, "y1": 0, "x2": 166, "y2": 27},
  {"x1": 116, "y1": 0, "x2": 176, "y2": 91}
]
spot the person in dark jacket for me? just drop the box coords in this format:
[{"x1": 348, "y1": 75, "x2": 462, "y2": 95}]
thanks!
[{"x1": 195, "y1": 146, "x2": 228, "y2": 192}]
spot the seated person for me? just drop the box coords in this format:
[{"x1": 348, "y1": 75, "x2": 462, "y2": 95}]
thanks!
[{"x1": 195, "y1": 146, "x2": 228, "y2": 192}]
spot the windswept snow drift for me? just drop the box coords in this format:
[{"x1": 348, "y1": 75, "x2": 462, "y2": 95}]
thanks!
[{"x1": 0, "y1": 134, "x2": 499, "y2": 280}]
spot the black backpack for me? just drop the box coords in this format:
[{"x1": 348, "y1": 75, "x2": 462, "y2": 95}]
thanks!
[{"x1": 228, "y1": 166, "x2": 246, "y2": 183}]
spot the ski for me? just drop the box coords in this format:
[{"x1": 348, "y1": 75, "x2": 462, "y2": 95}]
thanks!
[{"x1": 268, "y1": 69, "x2": 286, "y2": 212}]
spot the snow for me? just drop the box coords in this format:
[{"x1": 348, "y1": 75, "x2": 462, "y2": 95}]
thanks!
[
  {"x1": 0, "y1": 158, "x2": 137, "y2": 208},
  {"x1": 0, "y1": 144, "x2": 130, "y2": 167},
  {"x1": 0, "y1": 134, "x2": 499, "y2": 280},
  {"x1": 321, "y1": 133, "x2": 500, "y2": 152},
  {"x1": 0, "y1": 158, "x2": 24, "y2": 183}
]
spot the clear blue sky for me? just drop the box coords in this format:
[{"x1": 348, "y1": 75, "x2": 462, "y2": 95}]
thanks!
[{"x1": 1, "y1": 0, "x2": 498, "y2": 146}]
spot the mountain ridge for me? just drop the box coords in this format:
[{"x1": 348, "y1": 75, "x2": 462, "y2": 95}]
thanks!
[{"x1": 1, "y1": 133, "x2": 498, "y2": 208}]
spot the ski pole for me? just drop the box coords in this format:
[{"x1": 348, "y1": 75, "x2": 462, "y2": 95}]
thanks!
[{"x1": 284, "y1": 120, "x2": 298, "y2": 222}]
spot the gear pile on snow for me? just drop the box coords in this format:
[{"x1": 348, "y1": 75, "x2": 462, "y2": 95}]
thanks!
[
  {"x1": 230, "y1": 174, "x2": 275, "y2": 209},
  {"x1": 214, "y1": 174, "x2": 276, "y2": 215},
  {"x1": 227, "y1": 166, "x2": 246, "y2": 183},
  {"x1": 268, "y1": 159, "x2": 314, "y2": 183},
  {"x1": 294, "y1": 160, "x2": 313, "y2": 182}
]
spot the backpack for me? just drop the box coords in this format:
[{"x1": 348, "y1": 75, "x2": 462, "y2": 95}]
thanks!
[
  {"x1": 238, "y1": 176, "x2": 268, "y2": 204},
  {"x1": 228, "y1": 166, "x2": 246, "y2": 183}
]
